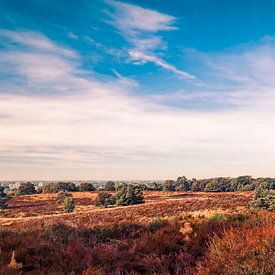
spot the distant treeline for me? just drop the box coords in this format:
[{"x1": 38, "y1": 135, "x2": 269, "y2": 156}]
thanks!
[
  {"x1": 33, "y1": 176, "x2": 275, "y2": 194},
  {"x1": 3, "y1": 176, "x2": 275, "y2": 196},
  {"x1": 157, "y1": 176, "x2": 275, "y2": 192}
]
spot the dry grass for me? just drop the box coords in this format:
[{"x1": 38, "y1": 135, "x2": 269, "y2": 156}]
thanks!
[{"x1": 0, "y1": 191, "x2": 252, "y2": 229}]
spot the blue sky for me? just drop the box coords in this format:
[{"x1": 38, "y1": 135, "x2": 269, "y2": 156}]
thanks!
[{"x1": 1, "y1": 0, "x2": 275, "y2": 180}]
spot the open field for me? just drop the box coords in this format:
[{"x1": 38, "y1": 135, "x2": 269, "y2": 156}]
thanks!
[
  {"x1": 0, "y1": 191, "x2": 274, "y2": 274},
  {"x1": 1, "y1": 191, "x2": 252, "y2": 228}
]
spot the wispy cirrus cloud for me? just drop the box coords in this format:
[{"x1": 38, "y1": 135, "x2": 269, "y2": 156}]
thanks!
[{"x1": 104, "y1": 0, "x2": 198, "y2": 81}]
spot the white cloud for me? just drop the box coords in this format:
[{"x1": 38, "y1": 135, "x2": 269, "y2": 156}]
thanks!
[
  {"x1": 1, "y1": 30, "x2": 275, "y2": 180},
  {"x1": 129, "y1": 50, "x2": 198, "y2": 80},
  {"x1": 106, "y1": 0, "x2": 176, "y2": 34},
  {"x1": 0, "y1": 30, "x2": 76, "y2": 57},
  {"x1": 105, "y1": 0, "x2": 198, "y2": 81}
]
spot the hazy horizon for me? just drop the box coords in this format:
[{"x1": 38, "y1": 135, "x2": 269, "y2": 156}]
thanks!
[{"x1": 1, "y1": 0, "x2": 275, "y2": 179}]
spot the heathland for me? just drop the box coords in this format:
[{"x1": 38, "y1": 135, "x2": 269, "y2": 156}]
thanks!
[{"x1": 0, "y1": 177, "x2": 274, "y2": 274}]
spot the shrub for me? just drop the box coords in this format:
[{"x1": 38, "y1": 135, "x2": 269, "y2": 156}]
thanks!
[
  {"x1": 197, "y1": 215, "x2": 274, "y2": 275},
  {"x1": 56, "y1": 191, "x2": 73, "y2": 204},
  {"x1": 63, "y1": 197, "x2": 75, "y2": 213},
  {"x1": 0, "y1": 186, "x2": 10, "y2": 209},
  {"x1": 42, "y1": 182, "x2": 77, "y2": 193},
  {"x1": 79, "y1": 182, "x2": 96, "y2": 192},
  {"x1": 95, "y1": 192, "x2": 116, "y2": 207},
  {"x1": 17, "y1": 182, "x2": 36, "y2": 195},
  {"x1": 116, "y1": 184, "x2": 144, "y2": 206},
  {"x1": 209, "y1": 213, "x2": 226, "y2": 222},
  {"x1": 104, "y1": 181, "x2": 116, "y2": 191},
  {"x1": 251, "y1": 183, "x2": 275, "y2": 211},
  {"x1": 148, "y1": 218, "x2": 166, "y2": 233}
]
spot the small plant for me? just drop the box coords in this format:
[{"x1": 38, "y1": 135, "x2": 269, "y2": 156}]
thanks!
[
  {"x1": 209, "y1": 213, "x2": 226, "y2": 222},
  {"x1": 148, "y1": 218, "x2": 165, "y2": 232},
  {"x1": 95, "y1": 192, "x2": 116, "y2": 207},
  {"x1": 63, "y1": 197, "x2": 75, "y2": 213},
  {"x1": 56, "y1": 191, "x2": 73, "y2": 204}
]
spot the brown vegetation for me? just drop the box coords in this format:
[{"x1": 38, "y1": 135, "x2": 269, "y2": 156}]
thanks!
[{"x1": 0, "y1": 191, "x2": 273, "y2": 274}]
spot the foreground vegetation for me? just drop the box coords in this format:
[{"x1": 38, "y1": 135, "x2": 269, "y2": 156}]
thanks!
[
  {"x1": 0, "y1": 179, "x2": 274, "y2": 274},
  {"x1": 0, "y1": 209, "x2": 273, "y2": 274}
]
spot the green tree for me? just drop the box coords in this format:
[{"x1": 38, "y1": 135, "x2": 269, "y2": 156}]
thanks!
[
  {"x1": 116, "y1": 184, "x2": 144, "y2": 206},
  {"x1": 95, "y1": 192, "x2": 116, "y2": 207},
  {"x1": 63, "y1": 197, "x2": 75, "y2": 213},
  {"x1": 176, "y1": 176, "x2": 191, "y2": 191},
  {"x1": 79, "y1": 182, "x2": 96, "y2": 192},
  {"x1": 104, "y1": 181, "x2": 116, "y2": 191},
  {"x1": 204, "y1": 178, "x2": 231, "y2": 192},
  {"x1": 163, "y1": 180, "x2": 176, "y2": 192},
  {"x1": 17, "y1": 182, "x2": 36, "y2": 195}
]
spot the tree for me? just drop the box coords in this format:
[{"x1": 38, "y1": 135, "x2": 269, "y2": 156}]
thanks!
[
  {"x1": 204, "y1": 178, "x2": 231, "y2": 192},
  {"x1": 79, "y1": 182, "x2": 96, "y2": 192},
  {"x1": 116, "y1": 184, "x2": 144, "y2": 206},
  {"x1": 95, "y1": 192, "x2": 116, "y2": 207},
  {"x1": 163, "y1": 180, "x2": 176, "y2": 192},
  {"x1": 0, "y1": 186, "x2": 10, "y2": 209},
  {"x1": 56, "y1": 191, "x2": 73, "y2": 204},
  {"x1": 176, "y1": 176, "x2": 191, "y2": 191},
  {"x1": 63, "y1": 197, "x2": 75, "y2": 213},
  {"x1": 17, "y1": 182, "x2": 36, "y2": 195},
  {"x1": 104, "y1": 181, "x2": 116, "y2": 191},
  {"x1": 148, "y1": 181, "x2": 163, "y2": 191},
  {"x1": 251, "y1": 183, "x2": 275, "y2": 211}
]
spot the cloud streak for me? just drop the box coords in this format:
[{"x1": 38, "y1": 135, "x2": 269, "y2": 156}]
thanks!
[{"x1": 105, "y1": 0, "x2": 198, "y2": 80}]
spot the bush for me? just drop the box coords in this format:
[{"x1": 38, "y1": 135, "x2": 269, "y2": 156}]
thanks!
[
  {"x1": 104, "y1": 181, "x2": 116, "y2": 191},
  {"x1": 63, "y1": 197, "x2": 75, "y2": 213},
  {"x1": 0, "y1": 186, "x2": 10, "y2": 209},
  {"x1": 148, "y1": 218, "x2": 166, "y2": 232},
  {"x1": 95, "y1": 192, "x2": 116, "y2": 208},
  {"x1": 17, "y1": 182, "x2": 36, "y2": 195},
  {"x1": 42, "y1": 182, "x2": 77, "y2": 193},
  {"x1": 116, "y1": 184, "x2": 144, "y2": 206},
  {"x1": 79, "y1": 182, "x2": 96, "y2": 192},
  {"x1": 251, "y1": 183, "x2": 275, "y2": 211},
  {"x1": 56, "y1": 191, "x2": 73, "y2": 204}
]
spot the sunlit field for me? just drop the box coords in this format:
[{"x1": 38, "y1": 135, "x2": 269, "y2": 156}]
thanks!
[
  {"x1": 1, "y1": 190, "x2": 273, "y2": 274},
  {"x1": 1, "y1": 191, "x2": 252, "y2": 227}
]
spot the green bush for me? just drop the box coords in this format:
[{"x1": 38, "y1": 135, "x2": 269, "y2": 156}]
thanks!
[
  {"x1": 251, "y1": 184, "x2": 275, "y2": 211},
  {"x1": 17, "y1": 182, "x2": 36, "y2": 195},
  {"x1": 56, "y1": 191, "x2": 73, "y2": 204},
  {"x1": 63, "y1": 197, "x2": 75, "y2": 213},
  {"x1": 0, "y1": 186, "x2": 10, "y2": 209},
  {"x1": 79, "y1": 182, "x2": 96, "y2": 192},
  {"x1": 116, "y1": 184, "x2": 144, "y2": 206},
  {"x1": 95, "y1": 192, "x2": 116, "y2": 207}
]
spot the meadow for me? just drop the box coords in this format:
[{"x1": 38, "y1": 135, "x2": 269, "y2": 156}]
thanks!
[{"x1": 0, "y1": 190, "x2": 274, "y2": 274}]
